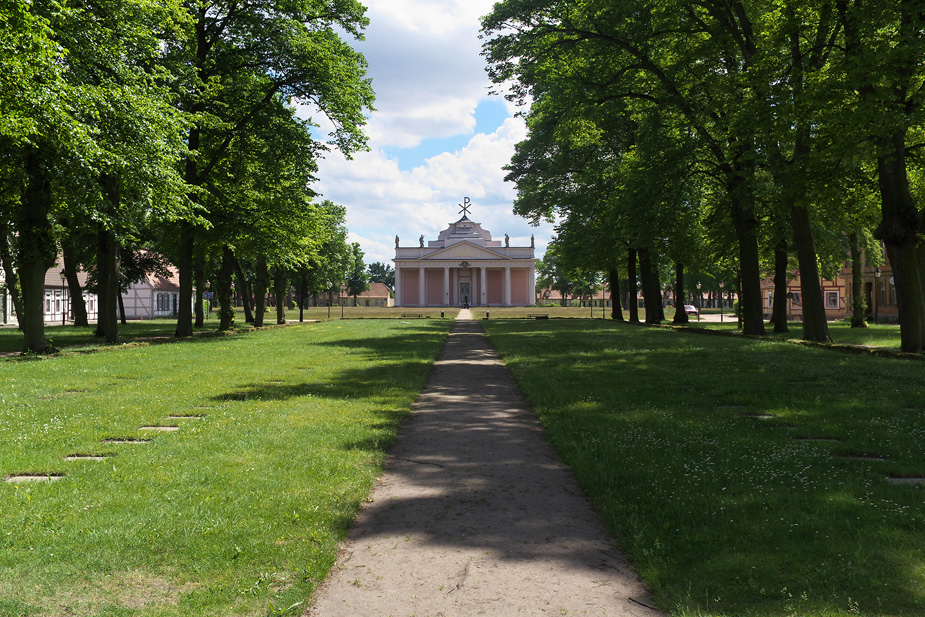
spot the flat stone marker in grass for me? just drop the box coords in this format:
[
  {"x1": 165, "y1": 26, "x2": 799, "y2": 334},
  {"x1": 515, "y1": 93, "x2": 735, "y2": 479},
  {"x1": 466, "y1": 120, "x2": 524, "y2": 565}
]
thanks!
[
  {"x1": 64, "y1": 454, "x2": 112, "y2": 461},
  {"x1": 742, "y1": 413, "x2": 775, "y2": 419},
  {"x1": 165, "y1": 414, "x2": 204, "y2": 420},
  {"x1": 102, "y1": 438, "x2": 151, "y2": 444},
  {"x1": 887, "y1": 477, "x2": 925, "y2": 485},
  {"x1": 839, "y1": 453, "x2": 888, "y2": 462},
  {"x1": 5, "y1": 474, "x2": 63, "y2": 483},
  {"x1": 139, "y1": 426, "x2": 180, "y2": 432}
]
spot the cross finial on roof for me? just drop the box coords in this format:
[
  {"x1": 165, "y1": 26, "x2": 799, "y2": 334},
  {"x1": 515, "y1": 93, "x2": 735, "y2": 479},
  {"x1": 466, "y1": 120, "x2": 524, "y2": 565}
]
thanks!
[{"x1": 458, "y1": 196, "x2": 472, "y2": 218}]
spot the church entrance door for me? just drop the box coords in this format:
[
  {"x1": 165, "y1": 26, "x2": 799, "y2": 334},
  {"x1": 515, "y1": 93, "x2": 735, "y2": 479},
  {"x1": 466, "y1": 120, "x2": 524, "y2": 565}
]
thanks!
[{"x1": 459, "y1": 282, "x2": 470, "y2": 307}]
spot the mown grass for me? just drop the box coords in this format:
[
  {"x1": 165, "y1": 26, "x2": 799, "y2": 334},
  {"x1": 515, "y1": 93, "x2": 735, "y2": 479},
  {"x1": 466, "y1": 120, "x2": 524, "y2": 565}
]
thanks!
[
  {"x1": 0, "y1": 308, "x2": 458, "y2": 354},
  {"x1": 483, "y1": 319, "x2": 925, "y2": 617},
  {"x1": 0, "y1": 319, "x2": 451, "y2": 616}
]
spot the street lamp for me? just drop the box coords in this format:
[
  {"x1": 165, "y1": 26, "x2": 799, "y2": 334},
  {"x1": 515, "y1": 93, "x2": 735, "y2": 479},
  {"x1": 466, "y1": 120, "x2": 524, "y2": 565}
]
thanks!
[
  {"x1": 874, "y1": 267, "x2": 881, "y2": 324},
  {"x1": 59, "y1": 269, "x2": 66, "y2": 325}
]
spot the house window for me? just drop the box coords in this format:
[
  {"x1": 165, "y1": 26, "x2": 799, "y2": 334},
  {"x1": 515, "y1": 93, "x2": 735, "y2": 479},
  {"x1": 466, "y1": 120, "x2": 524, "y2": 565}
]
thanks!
[
  {"x1": 826, "y1": 291, "x2": 839, "y2": 309},
  {"x1": 767, "y1": 292, "x2": 773, "y2": 308},
  {"x1": 156, "y1": 293, "x2": 170, "y2": 312},
  {"x1": 880, "y1": 283, "x2": 887, "y2": 306}
]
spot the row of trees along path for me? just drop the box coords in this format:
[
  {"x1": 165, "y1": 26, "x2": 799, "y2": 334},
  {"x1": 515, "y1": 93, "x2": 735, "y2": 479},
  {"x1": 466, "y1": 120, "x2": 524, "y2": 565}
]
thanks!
[
  {"x1": 482, "y1": 0, "x2": 925, "y2": 352},
  {"x1": 1, "y1": 0, "x2": 375, "y2": 353}
]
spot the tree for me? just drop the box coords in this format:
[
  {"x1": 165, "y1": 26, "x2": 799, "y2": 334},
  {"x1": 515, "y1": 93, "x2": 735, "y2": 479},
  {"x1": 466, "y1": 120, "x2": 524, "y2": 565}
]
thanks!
[
  {"x1": 483, "y1": 0, "x2": 769, "y2": 334},
  {"x1": 834, "y1": 0, "x2": 925, "y2": 352},
  {"x1": 345, "y1": 243, "x2": 369, "y2": 305},
  {"x1": 367, "y1": 262, "x2": 395, "y2": 292},
  {"x1": 168, "y1": 0, "x2": 375, "y2": 337},
  {"x1": 2, "y1": 0, "x2": 188, "y2": 351}
]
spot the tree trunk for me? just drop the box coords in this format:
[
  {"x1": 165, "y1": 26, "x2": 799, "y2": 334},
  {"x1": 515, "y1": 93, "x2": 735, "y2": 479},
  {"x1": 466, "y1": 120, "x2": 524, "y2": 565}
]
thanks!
[
  {"x1": 849, "y1": 232, "x2": 867, "y2": 328},
  {"x1": 174, "y1": 223, "x2": 194, "y2": 337},
  {"x1": 233, "y1": 256, "x2": 254, "y2": 323},
  {"x1": 118, "y1": 291, "x2": 126, "y2": 325},
  {"x1": 608, "y1": 268, "x2": 624, "y2": 321},
  {"x1": 60, "y1": 234, "x2": 89, "y2": 327},
  {"x1": 253, "y1": 255, "x2": 268, "y2": 328},
  {"x1": 16, "y1": 152, "x2": 56, "y2": 352},
  {"x1": 217, "y1": 246, "x2": 235, "y2": 331},
  {"x1": 771, "y1": 240, "x2": 790, "y2": 333},
  {"x1": 673, "y1": 262, "x2": 688, "y2": 324},
  {"x1": 876, "y1": 133, "x2": 925, "y2": 352},
  {"x1": 638, "y1": 247, "x2": 661, "y2": 324},
  {"x1": 175, "y1": 116, "x2": 204, "y2": 338},
  {"x1": 194, "y1": 254, "x2": 205, "y2": 328},
  {"x1": 274, "y1": 268, "x2": 287, "y2": 324},
  {"x1": 95, "y1": 227, "x2": 120, "y2": 343},
  {"x1": 790, "y1": 204, "x2": 830, "y2": 340},
  {"x1": 95, "y1": 175, "x2": 121, "y2": 343},
  {"x1": 0, "y1": 220, "x2": 25, "y2": 330},
  {"x1": 299, "y1": 271, "x2": 306, "y2": 322},
  {"x1": 728, "y1": 174, "x2": 766, "y2": 336},
  {"x1": 627, "y1": 248, "x2": 639, "y2": 323}
]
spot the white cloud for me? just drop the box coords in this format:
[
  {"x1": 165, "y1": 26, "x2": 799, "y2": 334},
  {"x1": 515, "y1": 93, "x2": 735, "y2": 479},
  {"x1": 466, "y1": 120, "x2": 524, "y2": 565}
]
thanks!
[
  {"x1": 307, "y1": 0, "x2": 554, "y2": 267},
  {"x1": 315, "y1": 117, "x2": 552, "y2": 265}
]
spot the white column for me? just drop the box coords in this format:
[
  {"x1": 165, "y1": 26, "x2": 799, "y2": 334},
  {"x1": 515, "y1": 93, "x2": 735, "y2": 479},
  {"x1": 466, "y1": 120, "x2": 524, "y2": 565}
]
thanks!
[
  {"x1": 529, "y1": 265, "x2": 536, "y2": 306},
  {"x1": 503, "y1": 266, "x2": 511, "y2": 306},
  {"x1": 443, "y1": 267, "x2": 450, "y2": 306},
  {"x1": 419, "y1": 265, "x2": 426, "y2": 307},
  {"x1": 394, "y1": 266, "x2": 402, "y2": 307},
  {"x1": 480, "y1": 267, "x2": 487, "y2": 306}
]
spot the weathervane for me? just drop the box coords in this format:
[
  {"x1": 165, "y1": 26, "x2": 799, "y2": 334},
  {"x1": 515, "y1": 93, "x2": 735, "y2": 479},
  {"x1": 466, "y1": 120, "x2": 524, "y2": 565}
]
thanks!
[{"x1": 459, "y1": 197, "x2": 472, "y2": 218}]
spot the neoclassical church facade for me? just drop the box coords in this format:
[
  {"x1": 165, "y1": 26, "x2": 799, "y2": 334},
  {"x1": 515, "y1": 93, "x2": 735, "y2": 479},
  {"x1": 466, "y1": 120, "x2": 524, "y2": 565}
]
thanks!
[{"x1": 394, "y1": 201, "x2": 536, "y2": 307}]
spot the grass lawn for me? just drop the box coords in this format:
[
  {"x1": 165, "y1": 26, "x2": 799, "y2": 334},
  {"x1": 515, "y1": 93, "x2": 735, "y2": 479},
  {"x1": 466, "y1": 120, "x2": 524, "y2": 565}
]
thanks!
[
  {"x1": 0, "y1": 308, "x2": 459, "y2": 354},
  {"x1": 483, "y1": 319, "x2": 925, "y2": 617},
  {"x1": 0, "y1": 319, "x2": 451, "y2": 616}
]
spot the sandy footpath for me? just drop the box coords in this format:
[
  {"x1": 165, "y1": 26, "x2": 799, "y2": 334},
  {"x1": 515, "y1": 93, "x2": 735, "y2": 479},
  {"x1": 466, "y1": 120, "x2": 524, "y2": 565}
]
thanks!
[{"x1": 307, "y1": 312, "x2": 663, "y2": 617}]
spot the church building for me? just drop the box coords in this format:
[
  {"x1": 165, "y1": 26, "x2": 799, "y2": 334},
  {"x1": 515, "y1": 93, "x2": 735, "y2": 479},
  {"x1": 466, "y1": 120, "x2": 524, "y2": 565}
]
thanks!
[{"x1": 394, "y1": 200, "x2": 536, "y2": 307}]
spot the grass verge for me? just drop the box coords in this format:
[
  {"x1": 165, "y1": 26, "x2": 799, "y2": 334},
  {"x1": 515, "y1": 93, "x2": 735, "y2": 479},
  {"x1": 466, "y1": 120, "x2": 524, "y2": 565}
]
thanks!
[
  {"x1": 0, "y1": 319, "x2": 451, "y2": 616},
  {"x1": 483, "y1": 319, "x2": 925, "y2": 617}
]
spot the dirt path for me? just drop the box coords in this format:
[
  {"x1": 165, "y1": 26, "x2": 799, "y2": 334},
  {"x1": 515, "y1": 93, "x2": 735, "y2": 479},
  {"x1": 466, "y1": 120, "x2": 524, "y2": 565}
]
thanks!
[{"x1": 307, "y1": 312, "x2": 662, "y2": 617}]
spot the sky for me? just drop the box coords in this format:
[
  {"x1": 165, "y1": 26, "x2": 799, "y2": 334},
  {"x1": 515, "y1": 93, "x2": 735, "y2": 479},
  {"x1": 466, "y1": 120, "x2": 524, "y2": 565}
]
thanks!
[{"x1": 298, "y1": 0, "x2": 553, "y2": 267}]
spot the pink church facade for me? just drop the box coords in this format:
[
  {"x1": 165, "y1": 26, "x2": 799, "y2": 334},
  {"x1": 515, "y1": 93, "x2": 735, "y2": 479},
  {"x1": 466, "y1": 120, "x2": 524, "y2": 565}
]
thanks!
[{"x1": 393, "y1": 213, "x2": 536, "y2": 308}]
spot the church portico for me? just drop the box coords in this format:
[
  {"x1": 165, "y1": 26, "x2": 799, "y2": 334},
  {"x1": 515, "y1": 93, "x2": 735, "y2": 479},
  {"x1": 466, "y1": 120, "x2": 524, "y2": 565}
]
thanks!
[{"x1": 393, "y1": 200, "x2": 536, "y2": 308}]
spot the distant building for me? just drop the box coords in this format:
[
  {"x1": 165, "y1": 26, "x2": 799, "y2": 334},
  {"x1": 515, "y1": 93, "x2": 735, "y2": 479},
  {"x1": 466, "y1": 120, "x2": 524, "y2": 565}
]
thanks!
[
  {"x1": 0, "y1": 260, "x2": 100, "y2": 326},
  {"x1": 760, "y1": 247, "x2": 898, "y2": 323},
  {"x1": 338, "y1": 282, "x2": 394, "y2": 307},
  {"x1": 121, "y1": 262, "x2": 186, "y2": 319},
  {"x1": 394, "y1": 204, "x2": 536, "y2": 307}
]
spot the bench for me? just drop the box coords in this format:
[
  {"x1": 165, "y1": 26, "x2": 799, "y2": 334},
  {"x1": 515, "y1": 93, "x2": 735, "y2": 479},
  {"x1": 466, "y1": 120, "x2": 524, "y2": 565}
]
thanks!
[
  {"x1": 401, "y1": 313, "x2": 429, "y2": 319},
  {"x1": 527, "y1": 313, "x2": 549, "y2": 320}
]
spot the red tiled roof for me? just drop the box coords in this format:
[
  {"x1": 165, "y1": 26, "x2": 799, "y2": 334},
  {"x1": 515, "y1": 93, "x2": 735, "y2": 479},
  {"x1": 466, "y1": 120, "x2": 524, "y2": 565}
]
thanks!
[{"x1": 340, "y1": 282, "x2": 391, "y2": 298}]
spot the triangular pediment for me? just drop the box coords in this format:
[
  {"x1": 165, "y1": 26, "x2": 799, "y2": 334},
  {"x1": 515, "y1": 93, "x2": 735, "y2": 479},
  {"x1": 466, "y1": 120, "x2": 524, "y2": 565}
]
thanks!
[{"x1": 421, "y1": 241, "x2": 511, "y2": 261}]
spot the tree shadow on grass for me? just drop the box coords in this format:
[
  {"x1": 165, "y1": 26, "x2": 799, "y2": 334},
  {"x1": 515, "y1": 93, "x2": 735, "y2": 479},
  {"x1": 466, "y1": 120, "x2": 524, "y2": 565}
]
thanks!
[
  {"x1": 210, "y1": 324, "x2": 450, "y2": 404},
  {"x1": 482, "y1": 320, "x2": 925, "y2": 616}
]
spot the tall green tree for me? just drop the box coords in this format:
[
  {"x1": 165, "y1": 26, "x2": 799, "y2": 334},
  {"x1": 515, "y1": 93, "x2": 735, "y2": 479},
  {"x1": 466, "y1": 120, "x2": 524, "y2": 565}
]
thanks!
[
  {"x1": 168, "y1": 0, "x2": 375, "y2": 337},
  {"x1": 2, "y1": 0, "x2": 188, "y2": 352},
  {"x1": 483, "y1": 0, "x2": 769, "y2": 334},
  {"x1": 345, "y1": 243, "x2": 368, "y2": 305},
  {"x1": 367, "y1": 262, "x2": 395, "y2": 291},
  {"x1": 835, "y1": 0, "x2": 925, "y2": 352}
]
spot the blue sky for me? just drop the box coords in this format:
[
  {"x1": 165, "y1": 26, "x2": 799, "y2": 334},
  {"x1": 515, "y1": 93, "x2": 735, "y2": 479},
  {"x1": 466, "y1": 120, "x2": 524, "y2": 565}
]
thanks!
[{"x1": 300, "y1": 0, "x2": 553, "y2": 266}]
